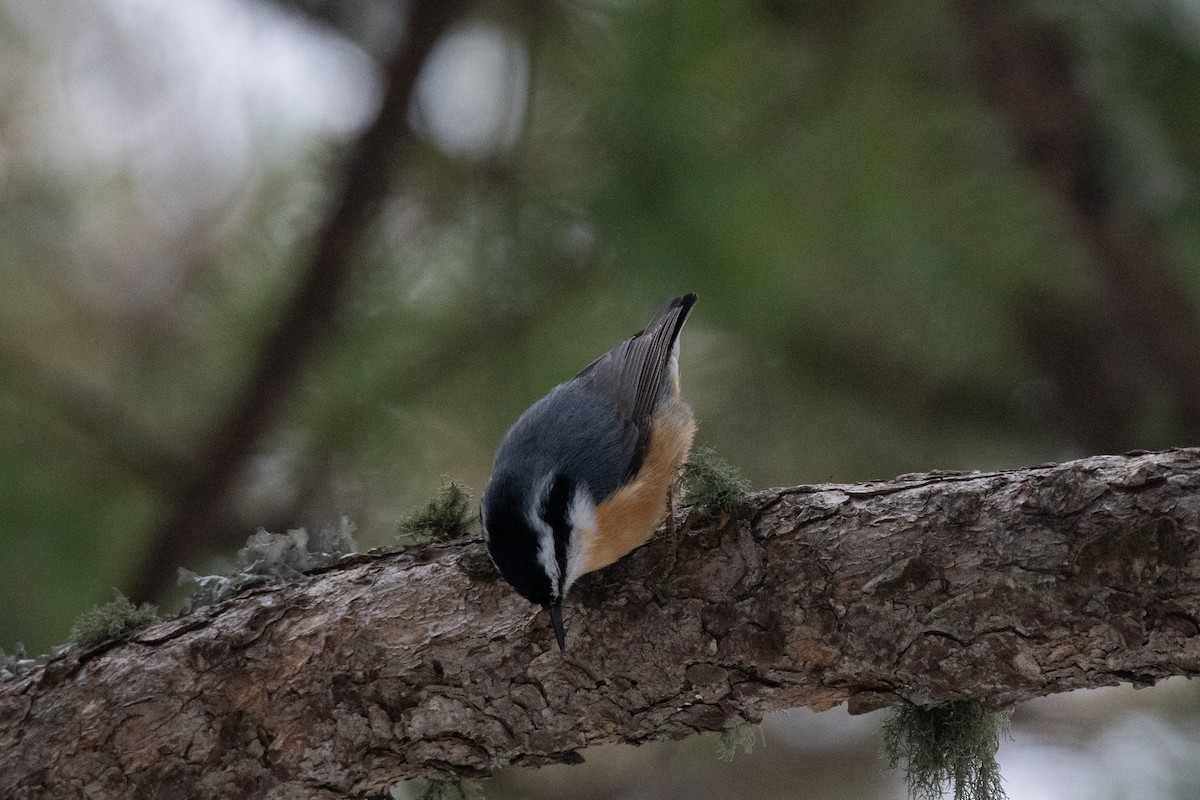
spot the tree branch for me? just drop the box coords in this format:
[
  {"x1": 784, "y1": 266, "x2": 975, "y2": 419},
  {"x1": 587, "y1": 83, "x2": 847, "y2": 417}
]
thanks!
[{"x1": 5, "y1": 449, "x2": 1200, "y2": 799}]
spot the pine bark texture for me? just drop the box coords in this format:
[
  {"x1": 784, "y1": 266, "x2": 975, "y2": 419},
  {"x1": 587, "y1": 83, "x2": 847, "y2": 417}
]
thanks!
[{"x1": 3, "y1": 449, "x2": 1200, "y2": 799}]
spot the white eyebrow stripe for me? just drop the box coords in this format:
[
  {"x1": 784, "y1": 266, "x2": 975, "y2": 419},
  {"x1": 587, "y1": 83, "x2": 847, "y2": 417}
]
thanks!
[
  {"x1": 527, "y1": 511, "x2": 559, "y2": 598},
  {"x1": 527, "y1": 473, "x2": 560, "y2": 597}
]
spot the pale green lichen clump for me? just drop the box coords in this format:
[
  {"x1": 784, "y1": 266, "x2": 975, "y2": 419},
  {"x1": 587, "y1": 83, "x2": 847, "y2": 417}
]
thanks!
[
  {"x1": 717, "y1": 722, "x2": 761, "y2": 762},
  {"x1": 390, "y1": 779, "x2": 485, "y2": 800},
  {"x1": 882, "y1": 699, "x2": 1010, "y2": 800},
  {"x1": 682, "y1": 445, "x2": 752, "y2": 512},
  {"x1": 399, "y1": 480, "x2": 476, "y2": 543},
  {"x1": 68, "y1": 591, "x2": 160, "y2": 649},
  {"x1": 179, "y1": 517, "x2": 359, "y2": 612}
]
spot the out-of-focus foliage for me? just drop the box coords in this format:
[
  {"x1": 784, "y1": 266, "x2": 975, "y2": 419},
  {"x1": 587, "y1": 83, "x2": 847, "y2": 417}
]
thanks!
[{"x1": 2, "y1": 0, "x2": 1200, "y2": 796}]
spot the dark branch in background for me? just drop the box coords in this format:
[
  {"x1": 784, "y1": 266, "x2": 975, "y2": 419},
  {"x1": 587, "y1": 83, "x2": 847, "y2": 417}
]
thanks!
[
  {"x1": 128, "y1": 0, "x2": 468, "y2": 603},
  {"x1": 958, "y1": 0, "x2": 1200, "y2": 450},
  {"x1": 4, "y1": 450, "x2": 1200, "y2": 800}
]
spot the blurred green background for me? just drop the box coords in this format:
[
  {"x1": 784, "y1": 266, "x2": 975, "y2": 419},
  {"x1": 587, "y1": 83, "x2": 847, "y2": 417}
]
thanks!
[{"x1": 2, "y1": 0, "x2": 1199, "y2": 797}]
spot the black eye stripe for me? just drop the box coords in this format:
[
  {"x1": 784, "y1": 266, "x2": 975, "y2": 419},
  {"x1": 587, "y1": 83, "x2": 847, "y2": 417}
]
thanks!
[{"x1": 482, "y1": 478, "x2": 554, "y2": 607}]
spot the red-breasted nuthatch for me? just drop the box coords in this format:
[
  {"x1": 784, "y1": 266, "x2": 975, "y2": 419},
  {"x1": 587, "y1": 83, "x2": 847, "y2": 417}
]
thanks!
[{"x1": 482, "y1": 294, "x2": 697, "y2": 649}]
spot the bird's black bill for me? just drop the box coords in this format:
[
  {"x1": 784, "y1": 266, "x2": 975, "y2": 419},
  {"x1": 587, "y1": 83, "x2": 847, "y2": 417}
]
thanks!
[{"x1": 547, "y1": 601, "x2": 566, "y2": 651}]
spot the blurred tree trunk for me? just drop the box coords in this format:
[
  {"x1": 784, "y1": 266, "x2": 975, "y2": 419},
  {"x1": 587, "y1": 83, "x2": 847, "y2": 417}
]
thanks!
[
  {"x1": 959, "y1": 0, "x2": 1200, "y2": 451},
  {"x1": 127, "y1": 0, "x2": 468, "y2": 604},
  {"x1": 3, "y1": 449, "x2": 1199, "y2": 800}
]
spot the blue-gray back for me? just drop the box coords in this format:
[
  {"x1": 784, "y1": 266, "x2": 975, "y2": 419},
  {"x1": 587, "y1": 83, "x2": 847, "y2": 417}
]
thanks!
[{"x1": 492, "y1": 380, "x2": 637, "y2": 504}]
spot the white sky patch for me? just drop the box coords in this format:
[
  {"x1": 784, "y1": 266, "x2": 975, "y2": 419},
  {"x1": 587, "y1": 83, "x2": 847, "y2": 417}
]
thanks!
[
  {"x1": 10, "y1": 0, "x2": 378, "y2": 177},
  {"x1": 412, "y1": 22, "x2": 529, "y2": 160},
  {"x1": 3, "y1": 0, "x2": 379, "y2": 312},
  {"x1": 999, "y1": 708, "x2": 1200, "y2": 800}
]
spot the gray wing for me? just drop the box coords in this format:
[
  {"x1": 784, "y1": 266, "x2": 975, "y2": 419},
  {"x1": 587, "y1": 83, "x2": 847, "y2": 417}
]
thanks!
[{"x1": 573, "y1": 292, "x2": 696, "y2": 481}]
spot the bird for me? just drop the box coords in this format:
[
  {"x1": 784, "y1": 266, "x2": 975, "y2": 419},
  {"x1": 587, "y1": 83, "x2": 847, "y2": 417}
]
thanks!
[{"x1": 481, "y1": 293, "x2": 697, "y2": 650}]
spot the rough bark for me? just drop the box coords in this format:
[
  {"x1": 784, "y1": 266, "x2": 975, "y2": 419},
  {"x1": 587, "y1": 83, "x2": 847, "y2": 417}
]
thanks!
[{"x1": 4, "y1": 449, "x2": 1200, "y2": 799}]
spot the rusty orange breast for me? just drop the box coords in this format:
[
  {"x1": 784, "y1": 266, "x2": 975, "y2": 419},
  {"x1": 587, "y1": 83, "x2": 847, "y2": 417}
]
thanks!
[{"x1": 579, "y1": 398, "x2": 695, "y2": 575}]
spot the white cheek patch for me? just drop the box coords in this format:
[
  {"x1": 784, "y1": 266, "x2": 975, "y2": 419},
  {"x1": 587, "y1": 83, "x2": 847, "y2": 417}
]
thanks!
[{"x1": 563, "y1": 488, "x2": 597, "y2": 596}]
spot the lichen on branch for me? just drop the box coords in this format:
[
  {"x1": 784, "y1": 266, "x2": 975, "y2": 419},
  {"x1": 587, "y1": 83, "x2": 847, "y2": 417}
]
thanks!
[{"x1": 882, "y1": 700, "x2": 1010, "y2": 800}]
